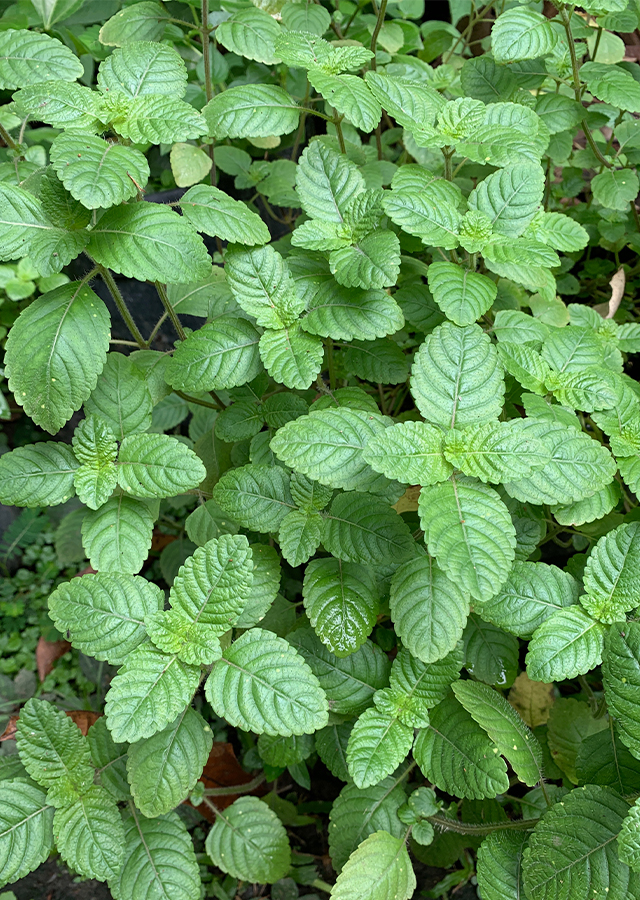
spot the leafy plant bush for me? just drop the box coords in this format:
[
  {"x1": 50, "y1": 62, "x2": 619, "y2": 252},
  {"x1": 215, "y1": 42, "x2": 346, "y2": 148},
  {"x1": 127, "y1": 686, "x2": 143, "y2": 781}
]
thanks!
[{"x1": 1, "y1": 0, "x2": 640, "y2": 897}]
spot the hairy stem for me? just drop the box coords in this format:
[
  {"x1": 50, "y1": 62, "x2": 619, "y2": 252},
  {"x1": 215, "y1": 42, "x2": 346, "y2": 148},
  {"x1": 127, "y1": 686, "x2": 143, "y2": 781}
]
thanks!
[
  {"x1": 0, "y1": 121, "x2": 19, "y2": 153},
  {"x1": 155, "y1": 280, "x2": 187, "y2": 342},
  {"x1": 201, "y1": 0, "x2": 217, "y2": 187},
  {"x1": 428, "y1": 814, "x2": 538, "y2": 836},
  {"x1": 173, "y1": 389, "x2": 221, "y2": 411},
  {"x1": 98, "y1": 265, "x2": 148, "y2": 349},
  {"x1": 334, "y1": 115, "x2": 346, "y2": 154},
  {"x1": 203, "y1": 773, "x2": 266, "y2": 796},
  {"x1": 369, "y1": 0, "x2": 387, "y2": 70}
]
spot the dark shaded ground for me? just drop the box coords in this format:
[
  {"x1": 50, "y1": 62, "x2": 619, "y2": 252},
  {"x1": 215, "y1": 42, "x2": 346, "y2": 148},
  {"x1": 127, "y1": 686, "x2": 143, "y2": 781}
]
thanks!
[{"x1": 10, "y1": 859, "x2": 112, "y2": 900}]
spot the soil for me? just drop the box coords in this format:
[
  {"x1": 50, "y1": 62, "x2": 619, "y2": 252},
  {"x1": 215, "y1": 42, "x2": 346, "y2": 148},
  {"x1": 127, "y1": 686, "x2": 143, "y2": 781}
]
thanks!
[{"x1": 10, "y1": 859, "x2": 112, "y2": 900}]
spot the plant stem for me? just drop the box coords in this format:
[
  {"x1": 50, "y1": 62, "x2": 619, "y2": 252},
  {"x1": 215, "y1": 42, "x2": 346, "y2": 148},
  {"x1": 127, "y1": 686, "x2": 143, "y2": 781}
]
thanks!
[
  {"x1": 442, "y1": 146, "x2": 454, "y2": 181},
  {"x1": 0, "y1": 121, "x2": 19, "y2": 152},
  {"x1": 173, "y1": 389, "x2": 221, "y2": 411},
  {"x1": 311, "y1": 879, "x2": 333, "y2": 894},
  {"x1": 203, "y1": 773, "x2": 265, "y2": 796},
  {"x1": 155, "y1": 280, "x2": 187, "y2": 342},
  {"x1": 201, "y1": 0, "x2": 217, "y2": 187},
  {"x1": 326, "y1": 339, "x2": 336, "y2": 390},
  {"x1": 428, "y1": 814, "x2": 538, "y2": 836},
  {"x1": 334, "y1": 115, "x2": 346, "y2": 154},
  {"x1": 369, "y1": 0, "x2": 387, "y2": 70},
  {"x1": 98, "y1": 265, "x2": 148, "y2": 348},
  {"x1": 291, "y1": 78, "x2": 311, "y2": 161}
]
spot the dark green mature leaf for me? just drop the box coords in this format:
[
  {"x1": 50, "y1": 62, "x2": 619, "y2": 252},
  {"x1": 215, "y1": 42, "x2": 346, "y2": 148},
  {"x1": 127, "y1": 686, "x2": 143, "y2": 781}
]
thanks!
[
  {"x1": 582, "y1": 523, "x2": 640, "y2": 623},
  {"x1": 619, "y1": 798, "x2": 640, "y2": 873},
  {"x1": 316, "y1": 722, "x2": 353, "y2": 780},
  {"x1": 181, "y1": 186, "x2": 269, "y2": 246},
  {"x1": 476, "y1": 832, "x2": 528, "y2": 900},
  {"x1": 463, "y1": 614, "x2": 518, "y2": 687},
  {"x1": 347, "y1": 707, "x2": 413, "y2": 789},
  {"x1": 99, "y1": 1, "x2": 169, "y2": 46},
  {"x1": 206, "y1": 796, "x2": 291, "y2": 883},
  {"x1": 216, "y1": 7, "x2": 282, "y2": 65},
  {"x1": 581, "y1": 61, "x2": 640, "y2": 113},
  {"x1": 0, "y1": 28, "x2": 83, "y2": 88},
  {"x1": 278, "y1": 509, "x2": 323, "y2": 566},
  {"x1": 330, "y1": 830, "x2": 416, "y2": 900},
  {"x1": 526, "y1": 607, "x2": 606, "y2": 683},
  {"x1": 0, "y1": 782, "x2": 53, "y2": 885},
  {"x1": 323, "y1": 491, "x2": 416, "y2": 565},
  {"x1": 390, "y1": 646, "x2": 463, "y2": 711},
  {"x1": 88, "y1": 718, "x2": 129, "y2": 802},
  {"x1": 14, "y1": 81, "x2": 100, "y2": 129},
  {"x1": 166, "y1": 315, "x2": 262, "y2": 392},
  {"x1": 302, "y1": 282, "x2": 404, "y2": 342},
  {"x1": 82, "y1": 494, "x2": 155, "y2": 574},
  {"x1": 5, "y1": 282, "x2": 110, "y2": 434},
  {"x1": 363, "y1": 421, "x2": 452, "y2": 486},
  {"x1": 603, "y1": 622, "x2": 640, "y2": 759},
  {"x1": 0, "y1": 442, "x2": 78, "y2": 508},
  {"x1": 203, "y1": 84, "x2": 300, "y2": 139},
  {"x1": 427, "y1": 261, "x2": 497, "y2": 326},
  {"x1": 576, "y1": 725, "x2": 640, "y2": 795},
  {"x1": 117, "y1": 434, "x2": 206, "y2": 499},
  {"x1": 342, "y1": 338, "x2": 409, "y2": 384},
  {"x1": 522, "y1": 785, "x2": 633, "y2": 900},
  {"x1": 54, "y1": 785, "x2": 124, "y2": 882},
  {"x1": 296, "y1": 140, "x2": 364, "y2": 223},
  {"x1": 259, "y1": 323, "x2": 324, "y2": 390},
  {"x1": 469, "y1": 164, "x2": 545, "y2": 237},
  {"x1": 491, "y1": 8, "x2": 557, "y2": 62},
  {"x1": 303, "y1": 557, "x2": 378, "y2": 656},
  {"x1": 213, "y1": 464, "x2": 295, "y2": 532},
  {"x1": 97, "y1": 41, "x2": 188, "y2": 98},
  {"x1": 84, "y1": 353, "x2": 152, "y2": 440},
  {"x1": 444, "y1": 420, "x2": 551, "y2": 484},
  {"x1": 16, "y1": 699, "x2": 94, "y2": 791}
]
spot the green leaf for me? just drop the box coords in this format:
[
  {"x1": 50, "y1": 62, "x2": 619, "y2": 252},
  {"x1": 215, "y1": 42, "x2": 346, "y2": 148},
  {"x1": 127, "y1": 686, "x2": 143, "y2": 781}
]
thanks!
[
  {"x1": 105, "y1": 644, "x2": 200, "y2": 743},
  {"x1": 491, "y1": 8, "x2": 557, "y2": 62},
  {"x1": 443, "y1": 420, "x2": 551, "y2": 484},
  {"x1": 82, "y1": 494, "x2": 154, "y2": 574},
  {"x1": 5, "y1": 282, "x2": 109, "y2": 435},
  {"x1": 469, "y1": 164, "x2": 545, "y2": 237},
  {"x1": 452, "y1": 680, "x2": 544, "y2": 786},
  {"x1": 88, "y1": 718, "x2": 129, "y2": 802},
  {"x1": 206, "y1": 628, "x2": 328, "y2": 735},
  {"x1": 127, "y1": 707, "x2": 212, "y2": 818},
  {"x1": 258, "y1": 732, "x2": 313, "y2": 767},
  {"x1": 522, "y1": 785, "x2": 633, "y2": 900},
  {"x1": 463, "y1": 613, "x2": 518, "y2": 687},
  {"x1": 581, "y1": 523, "x2": 640, "y2": 624},
  {"x1": 108, "y1": 95, "x2": 206, "y2": 144},
  {"x1": 363, "y1": 421, "x2": 452, "y2": 486},
  {"x1": 0, "y1": 28, "x2": 83, "y2": 88},
  {"x1": 13, "y1": 82, "x2": 101, "y2": 130},
  {"x1": 87, "y1": 202, "x2": 210, "y2": 284},
  {"x1": 166, "y1": 315, "x2": 262, "y2": 392},
  {"x1": 225, "y1": 244, "x2": 304, "y2": 328},
  {"x1": 281, "y1": 5, "x2": 331, "y2": 34},
  {"x1": 16, "y1": 698, "x2": 94, "y2": 791},
  {"x1": 84, "y1": 353, "x2": 151, "y2": 440},
  {"x1": 493, "y1": 309, "x2": 549, "y2": 346},
  {"x1": 316, "y1": 722, "x2": 353, "y2": 780},
  {"x1": 171, "y1": 143, "x2": 213, "y2": 188},
  {"x1": 302, "y1": 283, "x2": 404, "y2": 342},
  {"x1": 476, "y1": 832, "x2": 527, "y2": 900},
  {"x1": 303, "y1": 557, "x2": 378, "y2": 657},
  {"x1": 581, "y1": 61, "x2": 640, "y2": 113},
  {"x1": 216, "y1": 8, "x2": 281, "y2": 64},
  {"x1": 0, "y1": 782, "x2": 53, "y2": 885},
  {"x1": 542, "y1": 325, "x2": 605, "y2": 373},
  {"x1": 180, "y1": 186, "x2": 269, "y2": 246},
  {"x1": 235, "y1": 543, "x2": 282, "y2": 628},
  {"x1": 97, "y1": 41, "x2": 188, "y2": 98},
  {"x1": 526, "y1": 211, "x2": 589, "y2": 252},
  {"x1": 278, "y1": 508, "x2": 323, "y2": 566},
  {"x1": 496, "y1": 342, "x2": 551, "y2": 395},
  {"x1": 323, "y1": 491, "x2": 416, "y2": 565},
  {"x1": 547, "y1": 697, "x2": 607, "y2": 785},
  {"x1": 50, "y1": 134, "x2": 149, "y2": 211},
  {"x1": 545, "y1": 367, "x2": 622, "y2": 413},
  {"x1": 288, "y1": 626, "x2": 391, "y2": 717},
  {"x1": 577, "y1": 722, "x2": 640, "y2": 795},
  {"x1": 427, "y1": 261, "x2": 497, "y2": 326},
  {"x1": 390, "y1": 646, "x2": 463, "y2": 711},
  {"x1": 619, "y1": 798, "x2": 640, "y2": 873},
  {"x1": 48, "y1": 572, "x2": 162, "y2": 665},
  {"x1": 213, "y1": 464, "x2": 294, "y2": 533},
  {"x1": 342, "y1": 338, "x2": 409, "y2": 384},
  {"x1": 602, "y1": 622, "x2": 640, "y2": 759},
  {"x1": 205, "y1": 796, "x2": 290, "y2": 883},
  {"x1": 296, "y1": 141, "x2": 365, "y2": 223},
  {"x1": 54, "y1": 785, "x2": 124, "y2": 882},
  {"x1": 346, "y1": 708, "x2": 413, "y2": 789},
  {"x1": 0, "y1": 183, "x2": 49, "y2": 262},
  {"x1": 525, "y1": 606, "x2": 606, "y2": 683},
  {"x1": 330, "y1": 830, "x2": 416, "y2": 900},
  {"x1": 0, "y1": 442, "x2": 78, "y2": 508},
  {"x1": 410, "y1": 322, "x2": 505, "y2": 429},
  {"x1": 99, "y1": 1, "x2": 168, "y2": 46},
  {"x1": 415, "y1": 694, "x2": 509, "y2": 800},
  {"x1": 418, "y1": 477, "x2": 516, "y2": 602},
  {"x1": 365, "y1": 71, "x2": 443, "y2": 130},
  {"x1": 329, "y1": 231, "x2": 401, "y2": 291},
  {"x1": 390, "y1": 556, "x2": 469, "y2": 664},
  {"x1": 329, "y1": 777, "x2": 407, "y2": 873},
  {"x1": 259, "y1": 323, "x2": 324, "y2": 390},
  {"x1": 116, "y1": 434, "x2": 207, "y2": 499},
  {"x1": 503, "y1": 420, "x2": 616, "y2": 506},
  {"x1": 109, "y1": 809, "x2": 201, "y2": 900},
  {"x1": 381, "y1": 189, "x2": 461, "y2": 251},
  {"x1": 478, "y1": 560, "x2": 579, "y2": 639},
  {"x1": 307, "y1": 70, "x2": 381, "y2": 132},
  {"x1": 203, "y1": 84, "x2": 300, "y2": 139}
]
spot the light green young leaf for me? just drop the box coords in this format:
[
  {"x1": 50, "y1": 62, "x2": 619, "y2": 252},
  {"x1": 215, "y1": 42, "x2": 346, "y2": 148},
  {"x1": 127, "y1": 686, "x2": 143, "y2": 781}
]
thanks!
[
  {"x1": 0, "y1": 782, "x2": 53, "y2": 886},
  {"x1": 476, "y1": 832, "x2": 528, "y2": 900},
  {"x1": 145, "y1": 610, "x2": 222, "y2": 666},
  {"x1": 116, "y1": 433, "x2": 206, "y2": 499},
  {"x1": 477, "y1": 560, "x2": 579, "y2": 639},
  {"x1": 346, "y1": 708, "x2": 413, "y2": 789},
  {"x1": 552, "y1": 481, "x2": 621, "y2": 527},
  {"x1": 82, "y1": 494, "x2": 155, "y2": 574},
  {"x1": 526, "y1": 211, "x2": 589, "y2": 251},
  {"x1": 526, "y1": 606, "x2": 605, "y2": 682},
  {"x1": 522, "y1": 785, "x2": 633, "y2": 900},
  {"x1": 365, "y1": 71, "x2": 443, "y2": 130},
  {"x1": 225, "y1": 244, "x2": 304, "y2": 328},
  {"x1": 443, "y1": 420, "x2": 551, "y2": 484},
  {"x1": 427, "y1": 261, "x2": 497, "y2": 326},
  {"x1": 296, "y1": 140, "x2": 365, "y2": 223},
  {"x1": 213, "y1": 464, "x2": 294, "y2": 533},
  {"x1": 203, "y1": 84, "x2": 300, "y2": 139},
  {"x1": 99, "y1": 1, "x2": 169, "y2": 46},
  {"x1": 452, "y1": 680, "x2": 544, "y2": 786},
  {"x1": 105, "y1": 643, "x2": 200, "y2": 744},
  {"x1": 0, "y1": 28, "x2": 83, "y2": 88},
  {"x1": 48, "y1": 572, "x2": 163, "y2": 665},
  {"x1": 363, "y1": 421, "x2": 452, "y2": 486},
  {"x1": 545, "y1": 367, "x2": 622, "y2": 413},
  {"x1": 0, "y1": 442, "x2": 78, "y2": 508},
  {"x1": 303, "y1": 557, "x2": 378, "y2": 657},
  {"x1": 205, "y1": 796, "x2": 290, "y2": 883},
  {"x1": 109, "y1": 810, "x2": 201, "y2": 900},
  {"x1": 390, "y1": 556, "x2": 469, "y2": 665},
  {"x1": 216, "y1": 7, "x2": 282, "y2": 65},
  {"x1": 205, "y1": 628, "x2": 328, "y2": 736},
  {"x1": 13, "y1": 82, "x2": 101, "y2": 130},
  {"x1": 602, "y1": 621, "x2": 640, "y2": 759},
  {"x1": 50, "y1": 134, "x2": 150, "y2": 210},
  {"x1": 171, "y1": 143, "x2": 213, "y2": 188},
  {"x1": 127, "y1": 707, "x2": 213, "y2": 818},
  {"x1": 496, "y1": 342, "x2": 551, "y2": 395},
  {"x1": 307, "y1": 69, "x2": 381, "y2": 132},
  {"x1": 330, "y1": 830, "x2": 416, "y2": 900},
  {"x1": 97, "y1": 41, "x2": 188, "y2": 98},
  {"x1": 330, "y1": 231, "x2": 401, "y2": 290},
  {"x1": 180, "y1": 186, "x2": 269, "y2": 246},
  {"x1": 288, "y1": 626, "x2": 391, "y2": 717},
  {"x1": 5, "y1": 282, "x2": 110, "y2": 435},
  {"x1": 278, "y1": 508, "x2": 323, "y2": 566},
  {"x1": 259, "y1": 322, "x2": 324, "y2": 390},
  {"x1": 323, "y1": 491, "x2": 416, "y2": 565},
  {"x1": 582, "y1": 523, "x2": 640, "y2": 624},
  {"x1": 84, "y1": 352, "x2": 151, "y2": 440},
  {"x1": 581, "y1": 61, "x2": 640, "y2": 113},
  {"x1": 469, "y1": 163, "x2": 545, "y2": 237},
  {"x1": 619, "y1": 798, "x2": 640, "y2": 873},
  {"x1": 275, "y1": 32, "x2": 373, "y2": 73},
  {"x1": 165, "y1": 315, "x2": 262, "y2": 392},
  {"x1": 107, "y1": 95, "x2": 206, "y2": 144},
  {"x1": 491, "y1": 8, "x2": 558, "y2": 62},
  {"x1": 381, "y1": 189, "x2": 461, "y2": 250},
  {"x1": 16, "y1": 699, "x2": 94, "y2": 791},
  {"x1": 419, "y1": 477, "x2": 516, "y2": 602},
  {"x1": 414, "y1": 694, "x2": 509, "y2": 800},
  {"x1": 411, "y1": 322, "x2": 505, "y2": 429},
  {"x1": 302, "y1": 282, "x2": 404, "y2": 342},
  {"x1": 87, "y1": 202, "x2": 211, "y2": 284},
  {"x1": 493, "y1": 309, "x2": 549, "y2": 346},
  {"x1": 54, "y1": 785, "x2": 124, "y2": 882}
]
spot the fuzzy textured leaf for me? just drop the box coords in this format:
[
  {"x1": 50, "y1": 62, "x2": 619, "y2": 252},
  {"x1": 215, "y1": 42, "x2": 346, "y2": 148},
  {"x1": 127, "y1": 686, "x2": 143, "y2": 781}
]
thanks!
[
  {"x1": 526, "y1": 606, "x2": 605, "y2": 683},
  {"x1": 205, "y1": 796, "x2": 290, "y2": 883}
]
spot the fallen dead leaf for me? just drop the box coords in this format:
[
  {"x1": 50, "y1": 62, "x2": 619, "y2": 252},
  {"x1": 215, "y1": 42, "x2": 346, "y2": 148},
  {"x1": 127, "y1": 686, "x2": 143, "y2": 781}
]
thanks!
[
  {"x1": 186, "y1": 742, "x2": 263, "y2": 820},
  {"x1": 607, "y1": 267, "x2": 626, "y2": 319},
  {"x1": 393, "y1": 485, "x2": 421, "y2": 514},
  {"x1": 36, "y1": 636, "x2": 71, "y2": 681},
  {"x1": 509, "y1": 671, "x2": 555, "y2": 728},
  {"x1": 0, "y1": 715, "x2": 18, "y2": 740},
  {"x1": 151, "y1": 530, "x2": 177, "y2": 552}
]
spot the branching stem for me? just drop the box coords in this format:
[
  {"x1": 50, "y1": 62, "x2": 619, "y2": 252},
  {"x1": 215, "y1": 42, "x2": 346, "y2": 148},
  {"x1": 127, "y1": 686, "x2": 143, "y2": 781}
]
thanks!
[{"x1": 98, "y1": 265, "x2": 148, "y2": 349}]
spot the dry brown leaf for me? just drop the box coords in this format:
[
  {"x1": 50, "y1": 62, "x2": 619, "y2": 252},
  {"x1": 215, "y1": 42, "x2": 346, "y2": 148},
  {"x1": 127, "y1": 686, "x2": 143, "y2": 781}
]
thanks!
[
  {"x1": 0, "y1": 709, "x2": 101, "y2": 741},
  {"x1": 36, "y1": 636, "x2": 71, "y2": 681},
  {"x1": 151, "y1": 530, "x2": 177, "y2": 552},
  {"x1": 186, "y1": 742, "x2": 262, "y2": 820},
  {"x1": 393, "y1": 485, "x2": 421, "y2": 514},
  {"x1": 508, "y1": 671, "x2": 555, "y2": 727},
  {"x1": 0, "y1": 715, "x2": 18, "y2": 741},
  {"x1": 606, "y1": 268, "x2": 625, "y2": 319}
]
